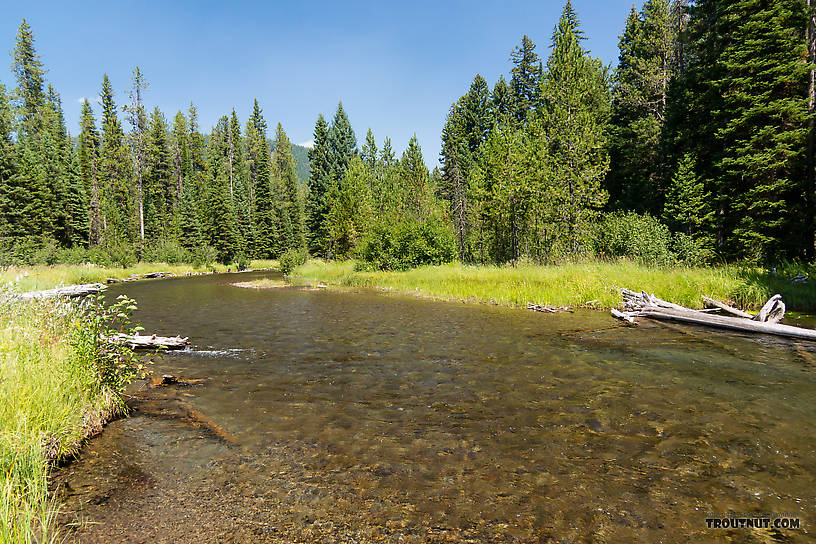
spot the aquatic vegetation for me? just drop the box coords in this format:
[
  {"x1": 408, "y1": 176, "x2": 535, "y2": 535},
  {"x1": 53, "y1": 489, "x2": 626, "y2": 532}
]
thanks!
[
  {"x1": 292, "y1": 259, "x2": 816, "y2": 311},
  {"x1": 0, "y1": 292, "x2": 145, "y2": 543}
]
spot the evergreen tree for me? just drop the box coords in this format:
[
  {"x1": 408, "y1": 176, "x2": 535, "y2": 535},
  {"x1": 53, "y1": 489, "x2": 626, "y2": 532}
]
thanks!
[
  {"x1": 0, "y1": 84, "x2": 23, "y2": 241},
  {"x1": 326, "y1": 156, "x2": 372, "y2": 258},
  {"x1": 539, "y1": 2, "x2": 610, "y2": 255},
  {"x1": 491, "y1": 75, "x2": 513, "y2": 124},
  {"x1": 509, "y1": 35, "x2": 542, "y2": 123},
  {"x1": 273, "y1": 123, "x2": 306, "y2": 251},
  {"x1": 78, "y1": 99, "x2": 103, "y2": 246},
  {"x1": 170, "y1": 110, "x2": 189, "y2": 202},
  {"x1": 400, "y1": 135, "x2": 432, "y2": 218},
  {"x1": 306, "y1": 113, "x2": 331, "y2": 256},
  {"x1": 328, "y1": 101, "x2": 357, "y2": 183},
  {"x1": 361, "y1": 128, "x2": 378, "y2": 171},
  {"x1": 12, "y1": 19, "x2": 45, "y2": 131},
  {"x1": 124, "y1": 67, "x2": 149, "y2": 245},
  {"x1": 145, "y1": 107, "x2": 172, "y2": 240},
  {"x1": 99, "y1": 74, "x2": 134, "y2": 245},
  {"x1": 607, "y1": 0, "x2": 678, "y2": 213},
  {"x1": 202, "y1": 117, "x2": 239, "y2": 263},
  {"x1": 176, "y1": 169, "x2": 202, "y2": 249},
  {"x1": 228, "y1": 109, "x2": 253, "y2": 254},
  {"x1": 246, "y1": 99, "x2": 276, "y2": 257},
  {"x1": 662, "y1": 153, "x2": 713, "y2": 237}
]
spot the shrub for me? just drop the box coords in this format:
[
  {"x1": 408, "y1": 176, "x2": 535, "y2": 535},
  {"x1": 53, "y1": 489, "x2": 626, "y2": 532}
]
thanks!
[
  {"x1": 279, "y1": 247, "x2": 308, "y2": 275},
  {"x1": 142, "y1": 240, "x2": 190, "y2": 264},
  {"x1": 672, "y1": 232, "x2": 712, "y2": 267},
  {"x1": 234, "y1": 254, "x2": 251, "y2": 271},
  {"x1": 357, "y1": 217, "x2": 457, "y2": 271},
  {"x1": 594, "y1": 212, "x2": 674, "y2": 266}
]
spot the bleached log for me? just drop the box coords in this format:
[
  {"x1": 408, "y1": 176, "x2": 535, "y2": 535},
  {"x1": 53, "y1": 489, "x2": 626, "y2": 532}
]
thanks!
[
  {"x1": 108, "y1": 333, "x2": 189, "y2": 350},
  {"x1": 753, "y1": 294, "x2": 783, "y2": 322},
  {"x1": 702, "y1": 296, "x2": 755, "y2": 319},
  {"x1": 19, "y1": 283, "x2": 106, "y2": 300},
  {"x1": 636, "y1": 306, "x2": 816, "y2": 341},
  {"x1": 611, "y1": 308, "x2": 637, "y2": 324}
]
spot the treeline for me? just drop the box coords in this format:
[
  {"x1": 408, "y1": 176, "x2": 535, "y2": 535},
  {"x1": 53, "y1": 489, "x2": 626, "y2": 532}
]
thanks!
[
  {"x1": 438, "y1": 0, "x2": 816, "y2": 265},
  {"x1": 0, "y1": 20, "x2": 310, "y2": 266}
]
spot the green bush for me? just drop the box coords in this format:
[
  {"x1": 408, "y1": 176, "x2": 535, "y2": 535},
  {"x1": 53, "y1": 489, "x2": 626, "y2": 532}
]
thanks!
[
  {"x1": 594, "y1": 212, "x2": 674, "y2": 266},
  {"x1": 672, "y1": 232, "x2": 712, "y2": 267},
  {"x1": 142, "y1": 240, "x2": 190, "y2": 264},
  {"x1": 279, "y1": 247, "x2": 308, "y2": 275},
  {"x1": 234, "y1": 254, "x2": 251, "y2": 271},
  {"x1": 357, "y1": 217, "x2": 457, "y2": 271}
]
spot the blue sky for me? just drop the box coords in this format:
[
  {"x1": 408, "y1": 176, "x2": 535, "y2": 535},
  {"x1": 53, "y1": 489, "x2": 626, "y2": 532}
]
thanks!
[{"x1": 0, "y1": 0, "x2": 643, "y2": 165}]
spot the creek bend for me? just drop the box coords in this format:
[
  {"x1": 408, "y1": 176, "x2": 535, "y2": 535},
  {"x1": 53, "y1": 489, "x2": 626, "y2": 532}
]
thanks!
[{"x1": 55, "y1": 271, "x2": 816, "y2": 543}]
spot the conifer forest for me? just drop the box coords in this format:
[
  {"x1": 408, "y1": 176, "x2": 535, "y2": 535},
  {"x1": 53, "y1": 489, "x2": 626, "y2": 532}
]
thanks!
[{"x1": 2, "y1": 0, "x2": 816, "y2": 269}]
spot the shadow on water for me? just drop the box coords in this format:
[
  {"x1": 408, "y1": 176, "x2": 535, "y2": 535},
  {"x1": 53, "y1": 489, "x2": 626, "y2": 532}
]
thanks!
[{"x1": 53, "y1": 271, "x2": 816, "y2": 543}]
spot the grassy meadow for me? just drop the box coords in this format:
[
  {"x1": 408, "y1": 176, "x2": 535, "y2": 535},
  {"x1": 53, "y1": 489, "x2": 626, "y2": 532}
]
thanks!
[{"x1": 288, "y1": 260, "x2": 816, "y2": 312}]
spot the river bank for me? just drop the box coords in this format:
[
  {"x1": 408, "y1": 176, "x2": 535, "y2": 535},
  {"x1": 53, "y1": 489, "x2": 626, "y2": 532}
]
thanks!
[
  {"x1": 0, "y1": 260, "x2": 278, "y2": 292},
  {"x1": 284, "y1": 259, "x2": 816, "y2": 312},
  {"x1": 0, "y1": 293, "x2": 141, "y2": 543}
]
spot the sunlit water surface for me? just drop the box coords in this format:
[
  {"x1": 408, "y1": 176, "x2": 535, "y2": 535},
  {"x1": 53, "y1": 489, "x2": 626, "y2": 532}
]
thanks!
[{"x1": 55, "y1": 271, "x2": 816, "y2": 543}]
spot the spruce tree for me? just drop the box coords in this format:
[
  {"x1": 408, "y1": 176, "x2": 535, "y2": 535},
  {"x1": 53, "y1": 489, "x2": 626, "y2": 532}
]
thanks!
[
  {"x1": 491, "y1": 75, "x2": 513, "y2": 124},
  {"x1": 328, "y1": 101, "x2": 357, "y2": 183},
  {"x1": 509, "y1": 35, "x2": 542, "y2": 123},
  {"x1": 12, "y1": 19, "x2": 45, "y2": 131},
  {"x1": 228, "y1": 109, "x2": 253, "y2": 255},
  {"x1": 170, "y1": 110, "x2": 189, "y2": 201},
  {"x1": 246, "y1": 99, "x2": 276, "y2": 257},
  {"x1": 145, "y1": 107, "x2": 172, "y2": 240},
  {"x1": 273, "y1": 123, "x2": 306, "y2": 250},
  {"x1": 662, "y1": 153, "x2": 713, "y2": 237},
  {"x1": 202, "y1": 118, "x2": 239, "y2": 263},
  {"x1": 306, "y1": 114, "x2": 332, "y2": 256},
  {"x1": 361, "y1": 128, "x2": 378, "y2": 171},
  {"x1": 607, "y1": 0, "x2": 678, "y2": 213},
  {"x1": 78, "y1": 99, "x2": 103, "y2": 246},
  {"x1": 0, "y1": 84, "x2": 23, "y2": 241},
  {"x1": 124, "y1": 67, "x2": 149, "y2": 245},
  {"x1": 99, "y1": 74, "x2": 134, "y2": 245}
]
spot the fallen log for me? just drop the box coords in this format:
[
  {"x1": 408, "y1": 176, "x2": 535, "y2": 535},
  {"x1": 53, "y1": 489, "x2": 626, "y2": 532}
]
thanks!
[
  {"x1": 702, "y1": 296, "x2": 754, "y2": 319},
  {"x1": 108, "y1": 333, "x2": 189, "y2": 350},
  {"x1": 636, "y1": 306, "x2": 816, "y2": 341},
  {"x1": 19, "y1": 283, "x2": 106, "y2": 300}
]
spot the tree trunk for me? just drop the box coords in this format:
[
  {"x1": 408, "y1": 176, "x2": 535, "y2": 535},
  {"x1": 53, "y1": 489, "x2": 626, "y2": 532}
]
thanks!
[{"x1": 807, "y1": 0, "x2": 816, "y2": 259}]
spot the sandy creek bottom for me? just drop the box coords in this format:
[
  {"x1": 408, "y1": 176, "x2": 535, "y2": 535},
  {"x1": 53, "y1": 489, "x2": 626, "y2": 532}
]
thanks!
[{"x1": 53, "y1": 271, "x2": 816, "y2": 543}]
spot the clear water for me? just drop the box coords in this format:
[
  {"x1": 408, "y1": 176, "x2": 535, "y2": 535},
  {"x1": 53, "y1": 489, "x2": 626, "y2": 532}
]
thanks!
[{"x1": 54, "y1": 271, "x2": 816, "y2": 543}]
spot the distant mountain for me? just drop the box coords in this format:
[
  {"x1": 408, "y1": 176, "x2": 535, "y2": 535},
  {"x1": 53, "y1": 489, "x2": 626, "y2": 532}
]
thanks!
[{"x1": 271, "y1": 140, "x2": 311, "y2": 186}]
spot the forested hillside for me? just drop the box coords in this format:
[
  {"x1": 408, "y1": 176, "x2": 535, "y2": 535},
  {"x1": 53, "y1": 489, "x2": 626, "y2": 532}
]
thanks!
[{"x1": 1, "y1": 0, "x2": 815, "y2": 269}]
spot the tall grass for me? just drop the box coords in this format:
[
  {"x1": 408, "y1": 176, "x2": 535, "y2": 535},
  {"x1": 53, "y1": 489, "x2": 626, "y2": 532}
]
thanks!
[
  {"x1": 0, "y1": 292, "x2": 140, "y2": 543},
  {"x1": 0, "y1": 260, "x2": 277, "y2": 293},
  {"x1": 291, "y1": 259, "x2": 816, "y2": 312}
]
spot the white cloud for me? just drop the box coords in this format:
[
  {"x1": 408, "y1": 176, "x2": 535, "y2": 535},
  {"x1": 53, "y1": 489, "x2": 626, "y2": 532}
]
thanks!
[{"x1": 298, "y1": 140, "x2": 314, "y2": 149}]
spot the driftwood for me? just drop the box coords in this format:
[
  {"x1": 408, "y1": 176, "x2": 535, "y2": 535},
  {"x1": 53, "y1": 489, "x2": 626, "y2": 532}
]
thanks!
[
  {"x1": 612, "y1": 290, "x2": 815, "y2": 341},
  {"x1": 703, "y1": 296, "x2": 755, "y2": 319},
  {"x1": 108, "y1": 333, "x2": 189, "y2": 350},
  {"x1": 19, "y1": 283, "x2": 106, "y2": 300},
  {"x1": 527, "y1": 303, "x2": 573, "y2": 313}
]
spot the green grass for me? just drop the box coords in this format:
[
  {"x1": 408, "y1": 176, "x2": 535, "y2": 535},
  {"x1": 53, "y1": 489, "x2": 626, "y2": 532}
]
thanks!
[
  {"x1": 290, "y1": 259, "x2": 816, "y2": 312},
  {"x1": 0, "y1": 295, "x2": 125, "y2": 543},
  {"x1": 0, "y1": 260, "x2": 278, "y2": 293}
]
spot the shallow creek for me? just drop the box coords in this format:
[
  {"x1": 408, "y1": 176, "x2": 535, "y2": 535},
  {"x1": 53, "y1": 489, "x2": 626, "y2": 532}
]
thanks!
[{"x1": 54, "y1": 271, "x2": 816, "y2": 543}]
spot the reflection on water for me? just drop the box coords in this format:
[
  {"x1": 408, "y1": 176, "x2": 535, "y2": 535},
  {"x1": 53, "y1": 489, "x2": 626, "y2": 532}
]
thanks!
[{"x1": 55, "y1": 272, "x2": 816, "y2": 543}]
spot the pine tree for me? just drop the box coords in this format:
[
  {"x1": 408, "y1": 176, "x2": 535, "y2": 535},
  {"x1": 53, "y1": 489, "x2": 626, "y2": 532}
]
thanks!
[
  {"x1": 539, "y1": 2, "x2": 610, "y2": 255},
  {"x1": 176, "y1": 170, "x2": 202, "y2": 249},
  {"x1": 78, "y1": 99, "x2": 103, "y2": 246},
  {"x1": 509, "y1": 35, "x2": 542, "y2": 123},
  {"x1": 124, "y1": 67, "x2": 149, "y2": 245},
  {"x1": 326, "y1": 156, "x2": 372, "y2": 258},
  {"x1": 273, "y1": 123, "x2": 306, "y2": 251},
  {"x1": 306, "y1": 114, "x2": 332, "y2": 255}
]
